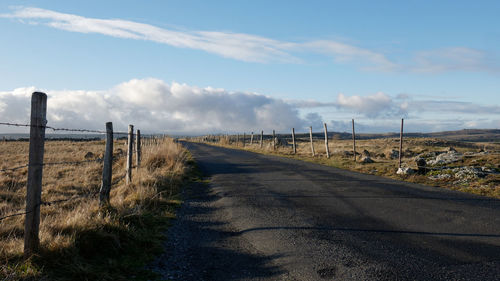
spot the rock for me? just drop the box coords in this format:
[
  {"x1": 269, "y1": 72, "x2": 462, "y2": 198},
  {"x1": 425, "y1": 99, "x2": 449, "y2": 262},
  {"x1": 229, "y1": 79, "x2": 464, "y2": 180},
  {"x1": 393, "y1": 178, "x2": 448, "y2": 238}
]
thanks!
[
  {"x1": 388, "y1": 149, "x2": 399, "y2": 159},
  {"x1": 428, "y1": 174, "x2": 452, "y2": 180},
  {"x1": 84, "y1": 152, "x2": 95, "y2": 159},
  {"x1": 362, "y1": 149, "x2": 371, "y2": 157},
  {"x1": 427, "y1": 150, "x2": 463, "y2": 166},
  {"x1": 343, "y1": 151, "x2": 359, "y2": 157},
  {"x1": 481, "y1": 166, "x2": 498, "y2": 174},
  {"x1": 447, "y1": 147, "x2": 457, "y2": 152},
  {"x1": 397, "y1": 167, "x2": 415, "y2": 175},
  {"x1": 415, "y1": 158, "x2": 427, "y2": 174},
  {"x1": 454, "y1": 166, "x2": 486, "y2": 179},
  {"x1": 361, "y1": 156, "x2": 374, "y2": 163}
]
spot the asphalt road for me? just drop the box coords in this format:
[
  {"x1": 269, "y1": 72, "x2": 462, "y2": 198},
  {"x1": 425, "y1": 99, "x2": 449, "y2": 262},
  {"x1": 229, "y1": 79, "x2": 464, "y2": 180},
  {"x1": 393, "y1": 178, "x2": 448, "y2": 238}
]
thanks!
[{"x1": 153, "y1": 142, "x2": 500, "y2": 280}]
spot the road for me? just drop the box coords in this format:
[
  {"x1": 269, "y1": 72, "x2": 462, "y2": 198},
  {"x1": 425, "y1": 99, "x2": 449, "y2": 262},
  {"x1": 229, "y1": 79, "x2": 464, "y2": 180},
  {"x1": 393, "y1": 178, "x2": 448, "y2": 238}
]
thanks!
[{"x1": 153, "y1": 142, "x2": 500, "y2": 280}]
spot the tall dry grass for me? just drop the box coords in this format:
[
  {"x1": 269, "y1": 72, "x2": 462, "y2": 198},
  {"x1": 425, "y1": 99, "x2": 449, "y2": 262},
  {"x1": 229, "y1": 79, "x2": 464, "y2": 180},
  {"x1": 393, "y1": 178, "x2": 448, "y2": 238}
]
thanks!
[{"x1": 0, "y1": 137, "x2": 188, "y2": 280}]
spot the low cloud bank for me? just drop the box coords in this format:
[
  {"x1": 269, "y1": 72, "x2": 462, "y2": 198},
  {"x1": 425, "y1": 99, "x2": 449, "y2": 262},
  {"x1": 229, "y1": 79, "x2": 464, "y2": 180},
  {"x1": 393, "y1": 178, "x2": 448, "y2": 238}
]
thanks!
[
  {"x1": 0, "y1": 78, "x2": 498, "y2": 135},
  {"x1": 0, "y1": 78, "x2": 305, "y2": 134}
]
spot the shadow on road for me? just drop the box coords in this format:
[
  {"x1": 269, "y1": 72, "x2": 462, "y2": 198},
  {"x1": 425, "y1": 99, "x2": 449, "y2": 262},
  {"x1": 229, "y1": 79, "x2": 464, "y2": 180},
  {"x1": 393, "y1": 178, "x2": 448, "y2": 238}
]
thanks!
[{"x1": 151, "y1": 180, "x2": 286, "y2": 280}]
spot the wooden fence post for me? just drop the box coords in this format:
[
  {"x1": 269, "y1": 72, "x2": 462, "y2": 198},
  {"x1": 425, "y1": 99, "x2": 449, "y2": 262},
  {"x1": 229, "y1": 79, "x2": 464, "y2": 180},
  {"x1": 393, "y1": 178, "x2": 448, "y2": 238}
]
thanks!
[
  {"x1": 309, "y1": 126, "x2": 315, "y2": 156},
  {"x1": 24, "y1": 92, "x2": 47, "y2": 258},
  {"x1": 237, "y1": 134, "x2": 239, "y2": 146},
  {"x1": 243, "y1": 133, "x2": 246, "y2": 147},
  {"x1": 272, "y1": 130, "x2": 276, "y2": 150},
  {"x1": 399, "y1": 118, "x2": 404, "y2": 168},
  {"x1": 99, "y1": 122, "x2": 113, "y2": 206},
  {"x1": 323, "y1": 123, "x2": 330, "y2": 158},
  {"x1": 136, "y1": 129, "x2": 141, "y2": 170},
  {"x1": 352, "y1": 119, "x2": 356, "y2": 162},
  {"x1": 292, "y1": 128, "x2": 296, "y2": 154},
  {"x1": 126, "y1": 125, "x2": 134, "y2": 185},
  {"x1": 250, "y1": 132, "x2": 254, "y2": 145},
  {"x1": 260, "y1": 130, "x2": 263, "y2": 148}
]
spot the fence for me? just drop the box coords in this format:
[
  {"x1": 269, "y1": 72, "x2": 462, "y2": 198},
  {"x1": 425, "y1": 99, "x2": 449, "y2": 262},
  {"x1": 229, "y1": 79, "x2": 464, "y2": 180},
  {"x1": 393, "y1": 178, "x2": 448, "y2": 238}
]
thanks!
[
  {"x1": 198, "y1": 118, "x2": 406, "y2": 166},
  {"x1": 0, "y1": 92, "x2": 164, "y2": 258}
]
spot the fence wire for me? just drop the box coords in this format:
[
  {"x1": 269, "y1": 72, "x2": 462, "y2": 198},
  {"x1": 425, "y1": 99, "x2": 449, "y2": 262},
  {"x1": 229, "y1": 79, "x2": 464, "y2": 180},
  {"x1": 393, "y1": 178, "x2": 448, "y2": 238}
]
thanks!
[{"x1": 0, "y1": 191, "x2": 100, "y2": 222}]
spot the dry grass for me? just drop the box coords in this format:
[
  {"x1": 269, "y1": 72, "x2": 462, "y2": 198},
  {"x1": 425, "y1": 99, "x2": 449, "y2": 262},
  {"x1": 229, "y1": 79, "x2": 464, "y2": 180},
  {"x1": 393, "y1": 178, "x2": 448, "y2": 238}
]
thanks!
[
  {"x1": 0, "y1": 137, "x2": 189, "y2": 280},
  {"x1": 205, "y1": 136, "x2": 500, "y2": 199}
]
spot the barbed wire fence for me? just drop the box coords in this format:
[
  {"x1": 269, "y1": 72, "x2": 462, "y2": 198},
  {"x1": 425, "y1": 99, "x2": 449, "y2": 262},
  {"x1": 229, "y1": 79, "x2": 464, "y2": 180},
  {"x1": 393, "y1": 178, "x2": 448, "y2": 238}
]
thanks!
[
  {"x1": 0, "y1": 92, "x2": 164, "y2": 258},
  {"x1": 196, "y1": 118, "x2": 407, "y2": 165}
]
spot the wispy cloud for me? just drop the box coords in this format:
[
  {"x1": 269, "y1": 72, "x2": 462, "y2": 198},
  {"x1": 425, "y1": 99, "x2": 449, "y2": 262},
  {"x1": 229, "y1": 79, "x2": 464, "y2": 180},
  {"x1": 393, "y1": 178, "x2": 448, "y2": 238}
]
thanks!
[
  {"x1": 1, "y1": 6, "x2": 395, "y2": 69},
  {"x1": 412, "y1": 47, "x2": 500, "y2": 73},
  {"x1": 2, "y1": 7, "x2": 498, "y2": 74}
]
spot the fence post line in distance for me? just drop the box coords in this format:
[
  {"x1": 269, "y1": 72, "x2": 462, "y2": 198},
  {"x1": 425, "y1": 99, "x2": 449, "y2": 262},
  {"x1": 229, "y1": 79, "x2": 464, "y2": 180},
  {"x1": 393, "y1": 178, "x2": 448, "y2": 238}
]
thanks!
[
  {"x1": 24, "y1": 92, "x2": 47, "y2": 259},
  {"x1": 243, "y1": 132, "x2": 246, "y2": 147},
  {"x1": 309, "y1": 126, "x2": 315, "y2": 156},
  {"x1": 260, "y1": 130, "x2": 263, "y2": 148},
  {"x1": 272, "y1": 130, "x2": 276, "y2": 150},
  {"x1": 126, "y1": 124, "x2": 134, "y2": 185},
  {"x1": 292, "y1": 128, "x2": 296, "y2": 154},
  {"x1": 99, "y1": 122, "x2": 113, "y2": 206},
  {"x1": 136, "y1": 129, "x2": 141, "y2": 170},
  {"x1": 399, "y1": 118, "x2": 404, "y2": 168},
  {"x1": 250, "y1": 132, "x2": 254, "y2": 145},
  {"x1": 352, "y1": 119, "x2": 356, "y2": 162},
  {"x1": 323, "y1": 123, "x2": 330, "y2": 158}
]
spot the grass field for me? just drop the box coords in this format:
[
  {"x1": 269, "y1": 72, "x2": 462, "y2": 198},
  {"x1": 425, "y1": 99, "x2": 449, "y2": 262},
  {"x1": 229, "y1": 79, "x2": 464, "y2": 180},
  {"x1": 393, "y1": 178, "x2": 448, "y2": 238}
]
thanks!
[
  {"x1": 206, "y1": 135, "x2": 500, "y2": 199},
  {"x1": 0, "y1": 137, "x2": 189, "y2": 280}
]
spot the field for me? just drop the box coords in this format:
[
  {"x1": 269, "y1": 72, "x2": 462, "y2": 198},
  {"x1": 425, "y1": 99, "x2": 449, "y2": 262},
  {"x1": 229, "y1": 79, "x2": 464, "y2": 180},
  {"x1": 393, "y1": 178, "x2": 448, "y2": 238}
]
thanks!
[
  {"x1": 0, "y1": 138, "x2": 189, "y2": 280},
  {"x1": 206, "y1": 135, "x2": 500, "y2": 199}
]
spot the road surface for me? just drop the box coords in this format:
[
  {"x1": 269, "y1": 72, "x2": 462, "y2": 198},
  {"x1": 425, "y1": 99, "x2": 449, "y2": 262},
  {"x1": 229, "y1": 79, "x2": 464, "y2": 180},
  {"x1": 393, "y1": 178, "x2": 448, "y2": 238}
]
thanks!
[{"x1": 153, "y1": 142, "x2": 500, "y2": 280}]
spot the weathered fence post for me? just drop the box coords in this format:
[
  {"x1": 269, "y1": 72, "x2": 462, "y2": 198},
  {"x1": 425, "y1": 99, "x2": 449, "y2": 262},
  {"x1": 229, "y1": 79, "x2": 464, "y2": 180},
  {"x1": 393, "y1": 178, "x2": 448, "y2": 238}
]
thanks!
[
  {"x1": 24, "y1": 92, "x2": 47, "y2": 259},
  {"x1": 126, "y1": 125, "x2": 134, "y2": 185},
  {"x1": 237, "y1": 133, "x2": 240, "y2": 146},
  {"x1": 99, "y1": 122, "x2": 113, "y2": 206},
  {"x1": 136, "y1": 129, "x2": 141, "y2": 170},
  {"x1": 352, "y1": 119, "x2": 356, "y2": 162},
  {"x1": 260, "y1": 130, "x2": 263, "y2": 148},
  {"x1": 272, "y1": 130, "x2": 276, "y2": 150},
  {"x1": 323, "y1": 123, "x2": 330, "y2": 158},
  {"x1": 292, "y1": 128, "x2": 296, "y2": 154},
  {"x1": 399, "y1": 118, "x2": 404, "y2": 168},
  {"x1": 309, "y1": 126, "x2": 315, "y2": 156},
  {"x1": 243, "y1": 133, "x2": 246, "y2": 147},
  {"x1": 250, "y1": 132, "x2": 254, "y2": 145}
]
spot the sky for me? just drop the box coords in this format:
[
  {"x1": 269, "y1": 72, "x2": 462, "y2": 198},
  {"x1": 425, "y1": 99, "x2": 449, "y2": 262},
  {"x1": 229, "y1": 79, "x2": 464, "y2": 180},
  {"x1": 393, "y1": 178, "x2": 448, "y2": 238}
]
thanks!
[{"x1": 0, "y1": 0, "x2": 499, "y2": 134}]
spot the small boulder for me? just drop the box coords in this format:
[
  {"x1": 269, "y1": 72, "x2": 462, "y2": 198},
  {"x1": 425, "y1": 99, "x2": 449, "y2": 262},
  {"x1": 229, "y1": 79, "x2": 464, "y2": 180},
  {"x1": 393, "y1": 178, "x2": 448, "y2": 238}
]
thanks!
[
  {"x1": 388, "y1": 149, "x2": 399, "y2": 159},
  {"x1": 84, "y1": 152, "x2": 95, "y2": 159},
  {"x1": 397, "y1": 167, "x2": 415, "y2": 175},
  {"x1": 361, "y1": 156, "x2": 374, "y2": 163},
  {"x1": 415, "y1": 157, "x2": 427, "y2": 174},
  {"x1": 362, "y1": 149, "x2": 371, "y2": 157}
]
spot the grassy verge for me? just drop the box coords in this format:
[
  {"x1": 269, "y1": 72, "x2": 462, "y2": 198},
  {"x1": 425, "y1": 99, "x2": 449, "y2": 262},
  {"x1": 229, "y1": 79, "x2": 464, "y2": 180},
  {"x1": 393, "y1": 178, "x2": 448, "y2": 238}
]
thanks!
[
  {"x1": 1, "y1": 138, "x2": 192, "y2": 280},
  {"x1": 201, "y1": 137, "x2": 500, "y2": 199}
]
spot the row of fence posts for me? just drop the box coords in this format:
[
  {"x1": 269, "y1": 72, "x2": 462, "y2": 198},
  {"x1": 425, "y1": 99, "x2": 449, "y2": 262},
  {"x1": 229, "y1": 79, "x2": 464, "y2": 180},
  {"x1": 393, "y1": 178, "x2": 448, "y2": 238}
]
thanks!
[
  {"x1": 23, "y1": 92, "x2": 146, "y2": 258},
  {"x1": 208, "y1": 118, "x2": 405, "y2": 168}
]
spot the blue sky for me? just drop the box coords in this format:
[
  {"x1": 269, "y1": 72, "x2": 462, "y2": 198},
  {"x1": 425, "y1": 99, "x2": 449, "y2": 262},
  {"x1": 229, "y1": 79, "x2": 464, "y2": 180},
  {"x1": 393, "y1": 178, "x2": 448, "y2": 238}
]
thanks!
[{"x1": 0, "y1": 1, "x2": 499, "y2": 134}]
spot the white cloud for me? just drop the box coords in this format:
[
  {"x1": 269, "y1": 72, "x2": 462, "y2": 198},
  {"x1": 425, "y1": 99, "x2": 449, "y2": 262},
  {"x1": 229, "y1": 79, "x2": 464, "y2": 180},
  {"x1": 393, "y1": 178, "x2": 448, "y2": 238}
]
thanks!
[
  {"x1": 2, "y1": 7, "x2": 499, "y2": 74},
  {"x1": 335, "y1": 92, "x2": 406, "y2": 118},
  {"x1": 412, "y1": 47, "x2": 500, "y2": 73},
  {"x1": 0, "y1": 78, "x2": 305, "y2": 134},
  {"x1": 1, "y1": 7, "x2": 392, "y2": 69}
]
